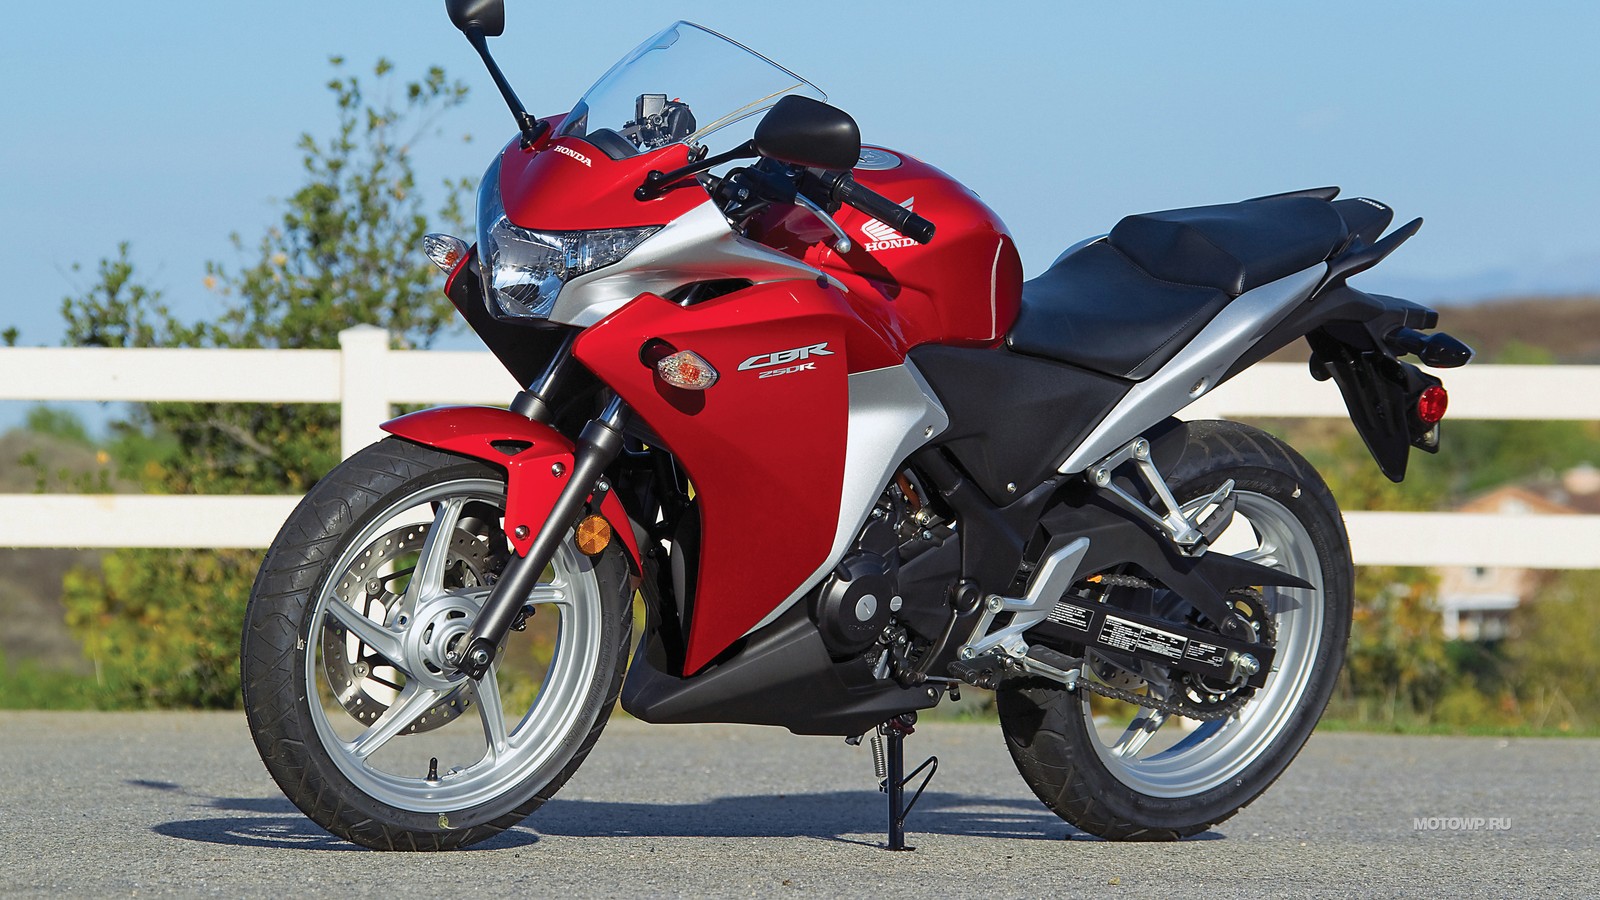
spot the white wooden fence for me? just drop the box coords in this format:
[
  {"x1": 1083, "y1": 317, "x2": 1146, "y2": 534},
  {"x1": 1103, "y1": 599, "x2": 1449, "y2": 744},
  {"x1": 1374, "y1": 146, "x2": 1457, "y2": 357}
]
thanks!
[{"x1": 2, "y1": 325, "x2": 1598, "y2": 568}]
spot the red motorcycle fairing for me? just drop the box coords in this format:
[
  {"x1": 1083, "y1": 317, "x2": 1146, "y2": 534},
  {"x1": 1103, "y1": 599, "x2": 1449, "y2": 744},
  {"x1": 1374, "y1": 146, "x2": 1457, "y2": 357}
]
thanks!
[
  {"x1": 574, "y1": 282, "x2": 903, "y2": 674},
  {"x1": 380, "y1": 406, "x2": 642, "y2": 570},
  {"x1": 497, "y1": 133, "x2": 706, "y2": 231},
  {"x1": 752, "y1": 146, "x2": 1025, "y2": 353}
]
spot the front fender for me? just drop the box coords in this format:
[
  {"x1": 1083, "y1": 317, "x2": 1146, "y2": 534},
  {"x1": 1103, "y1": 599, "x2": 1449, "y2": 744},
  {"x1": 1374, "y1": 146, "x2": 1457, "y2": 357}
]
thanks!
[{"x1": 380, "y1": 406, "x2": 641, "y2": 571}]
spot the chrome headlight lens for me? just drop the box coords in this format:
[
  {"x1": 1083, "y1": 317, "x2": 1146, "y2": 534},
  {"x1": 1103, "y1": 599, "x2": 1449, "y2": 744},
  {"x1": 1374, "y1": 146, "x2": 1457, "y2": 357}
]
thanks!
[{"x1": 476, "y1": 156, "x2": 660, "y2": 320}]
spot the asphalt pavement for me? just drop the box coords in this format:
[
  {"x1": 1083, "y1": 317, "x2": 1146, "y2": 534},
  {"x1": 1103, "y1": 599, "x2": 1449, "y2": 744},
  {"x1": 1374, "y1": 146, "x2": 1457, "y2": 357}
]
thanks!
[{"x1": 0, "y1": 711, "x2": 1594, "y2": 898}]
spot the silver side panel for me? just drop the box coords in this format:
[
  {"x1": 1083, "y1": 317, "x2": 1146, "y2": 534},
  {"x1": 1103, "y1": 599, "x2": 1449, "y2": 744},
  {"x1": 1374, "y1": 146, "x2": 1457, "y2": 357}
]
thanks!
[
  {"x1": 548, "y1": 200, "x2": 843, "y2": 327},
  {"x1": 743, "y1": 360, "x2": 950, "y2": 636},
  {"x1": 1056, "y1": 263, "x2": 1327, "y2": 474}
]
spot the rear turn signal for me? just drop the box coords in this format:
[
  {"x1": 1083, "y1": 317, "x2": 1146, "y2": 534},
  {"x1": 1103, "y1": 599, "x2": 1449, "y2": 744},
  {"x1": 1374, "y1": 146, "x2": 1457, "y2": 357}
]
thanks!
[
  {"x1": 656, "y1": 350, "x2": 719, "y2": 390},
  {"x1": 1417, "y1": 385, "x2": 1448, "y2": 424}
]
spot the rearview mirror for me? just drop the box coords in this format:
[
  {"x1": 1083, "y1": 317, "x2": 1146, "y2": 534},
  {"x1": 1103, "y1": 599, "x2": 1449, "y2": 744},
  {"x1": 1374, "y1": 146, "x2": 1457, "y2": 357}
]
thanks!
[
  {"x1": 446, "y1": 0, "x2": 505, "y2": 37},
  {"x1": 753, "y1": 96, "x2": 861, "y2": 171}
]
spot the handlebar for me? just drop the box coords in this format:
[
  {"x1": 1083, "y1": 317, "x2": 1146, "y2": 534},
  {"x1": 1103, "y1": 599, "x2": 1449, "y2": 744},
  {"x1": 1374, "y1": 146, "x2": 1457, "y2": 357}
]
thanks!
[
  {"x1": 717, "y1": 164, "x2": 938, "y2": 248},
  {"x1": 830, "y1": 172, "x2": 936, "y2": 245}
]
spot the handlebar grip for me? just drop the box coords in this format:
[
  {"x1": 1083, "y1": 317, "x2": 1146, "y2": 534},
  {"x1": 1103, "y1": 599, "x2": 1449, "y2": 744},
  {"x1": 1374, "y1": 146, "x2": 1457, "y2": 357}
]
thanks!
[{"x1": 836, "y1": 174, "x2": 935, "y2": 244}]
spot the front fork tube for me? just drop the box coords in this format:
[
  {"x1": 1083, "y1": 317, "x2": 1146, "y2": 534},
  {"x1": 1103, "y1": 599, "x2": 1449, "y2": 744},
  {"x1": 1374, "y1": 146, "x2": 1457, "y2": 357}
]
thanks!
[
  {"x1": 508, "y1": 330, "x2": 577, "y2": 424},
  {"x1": 451, "y1": 387, "x2": 628, "y2": 680}
]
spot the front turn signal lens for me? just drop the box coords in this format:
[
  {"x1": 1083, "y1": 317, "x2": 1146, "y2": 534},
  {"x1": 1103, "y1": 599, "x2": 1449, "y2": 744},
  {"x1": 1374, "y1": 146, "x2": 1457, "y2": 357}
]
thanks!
[
  {"x1": 422, "y1": 233, "x2": 469, "y2": 273},
  {"x1": 575, "y1": 515, "x2": 613, "y2": 556},
  {"x1": 1417, "y1": 385, "x2": 1448, "y2": 424},
  {"x1": 656, "y1": 350, "x2": 719, "y2": 390}
]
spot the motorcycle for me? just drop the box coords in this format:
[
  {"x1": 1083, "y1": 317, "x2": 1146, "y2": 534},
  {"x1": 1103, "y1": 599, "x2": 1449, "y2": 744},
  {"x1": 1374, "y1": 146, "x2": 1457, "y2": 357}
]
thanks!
[{"x1": 241, "y1": 1, "x2": 1473, "y2": 851}]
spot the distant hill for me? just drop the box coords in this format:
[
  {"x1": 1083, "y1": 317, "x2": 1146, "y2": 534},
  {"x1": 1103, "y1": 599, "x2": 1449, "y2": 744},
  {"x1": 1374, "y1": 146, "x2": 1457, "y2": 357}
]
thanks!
[
  {"x1": 1371, "y1": 255, "x2": 1600, "y2": 307},
  {"x1": 1430, "y1": 295, "x2": 1600, "y2": 363},
  {"x1": 1268, "y1": 294, "x2": 1600, "y2": 364},
  {"x1": 0, "y1": 430, "x2": 109, "y2": 674}
]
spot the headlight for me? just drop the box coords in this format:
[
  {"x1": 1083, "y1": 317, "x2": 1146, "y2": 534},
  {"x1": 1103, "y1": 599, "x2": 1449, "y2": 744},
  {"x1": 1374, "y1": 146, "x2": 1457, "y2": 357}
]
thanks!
[{"x1": 476, "y1": 156, "x2": 660, "y2": 320}]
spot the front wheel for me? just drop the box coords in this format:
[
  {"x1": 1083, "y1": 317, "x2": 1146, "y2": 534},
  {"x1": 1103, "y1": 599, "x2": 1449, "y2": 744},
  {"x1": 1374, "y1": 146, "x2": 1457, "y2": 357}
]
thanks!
[
  {"x1": 241, "y1": 438, "x2": 632, "y2": 850},
  {"x1": 998, "y1": 420, "x2": 1353, "y2": 840}
]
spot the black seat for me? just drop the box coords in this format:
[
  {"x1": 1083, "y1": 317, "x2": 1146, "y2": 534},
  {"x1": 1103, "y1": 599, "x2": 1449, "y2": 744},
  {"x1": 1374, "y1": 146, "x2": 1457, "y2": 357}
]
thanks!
[
  {"x1": 1110, "y1": 195, "x2": 1348, "y2": 295},
  {"x1": 1006, "y1": 193, "x2": 1349, "y2": 380},
  {"x1": 1006, "y1": 242, "x2": 1231, "y2": 380}
]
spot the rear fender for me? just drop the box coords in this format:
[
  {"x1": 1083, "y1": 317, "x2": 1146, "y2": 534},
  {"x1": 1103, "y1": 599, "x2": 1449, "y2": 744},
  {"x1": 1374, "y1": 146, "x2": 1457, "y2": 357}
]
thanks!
[
  {"x1": 380, "y1": 406, "x2": 641, "y2": 570},
  {"x1": 1305, "y1": 329, "x2": 1444, "y2": 483},
  {"x1": 1220, "y1": 282, "x2": 1468, "y2": 483}
]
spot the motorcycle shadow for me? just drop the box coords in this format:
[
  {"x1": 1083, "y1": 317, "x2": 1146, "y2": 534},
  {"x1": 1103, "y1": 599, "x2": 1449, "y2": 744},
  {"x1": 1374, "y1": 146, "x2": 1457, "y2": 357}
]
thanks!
[
  {"x1": 521, "y1": 790, "x2": 1087, "y2": 846},
  {"x1": 145, "y1": 782, "x2": 1218, "y2": 850},
  {"x1": 141, "y1": 782, "x2": 539, "y2": 851}
]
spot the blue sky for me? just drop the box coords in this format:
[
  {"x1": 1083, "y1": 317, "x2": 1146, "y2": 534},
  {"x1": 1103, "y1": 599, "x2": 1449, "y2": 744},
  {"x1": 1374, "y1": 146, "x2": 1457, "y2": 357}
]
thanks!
[{"x1": 2, "y1": 0, "x2": 1598, "y2": 353}]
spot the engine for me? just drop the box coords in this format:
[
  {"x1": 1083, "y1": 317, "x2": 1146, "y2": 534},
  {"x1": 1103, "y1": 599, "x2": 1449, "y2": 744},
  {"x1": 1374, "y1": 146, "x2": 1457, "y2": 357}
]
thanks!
[
  {"x1": 815, "y1": 546, "x2": 896, "y2": 656},
  {"x1": 811, "y1": 471, "x2": 958, "y2": 682}
]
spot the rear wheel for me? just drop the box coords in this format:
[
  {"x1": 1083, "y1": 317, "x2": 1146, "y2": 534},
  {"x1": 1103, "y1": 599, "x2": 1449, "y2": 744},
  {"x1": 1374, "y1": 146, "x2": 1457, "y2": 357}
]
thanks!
[
  {"x1": 241, "y1": 438, "x2": 631, "y2": 850},
  {"x1": 997, "y1": 421, "x2": 1352, "y2": 840}
]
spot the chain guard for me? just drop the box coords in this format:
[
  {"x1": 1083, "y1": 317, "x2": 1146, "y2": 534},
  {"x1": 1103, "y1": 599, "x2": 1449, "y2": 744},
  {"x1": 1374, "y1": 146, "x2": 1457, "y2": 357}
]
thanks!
[
  {"x1": 320, "y1": 522, "x2": 493, "y2": 734},
  {"x1": 1077, "y1": 586, "x2": 1277, "y2": 722}
]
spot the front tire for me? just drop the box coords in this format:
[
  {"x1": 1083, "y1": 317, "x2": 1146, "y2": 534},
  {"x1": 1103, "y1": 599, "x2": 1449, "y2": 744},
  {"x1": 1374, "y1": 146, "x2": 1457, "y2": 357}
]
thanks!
[
  {"x1": 997, "y1": 420, "x2": 1353, "y2": 840},
  {"x1": 241, "y1": 438, "x2": 631, "y2": 850}
]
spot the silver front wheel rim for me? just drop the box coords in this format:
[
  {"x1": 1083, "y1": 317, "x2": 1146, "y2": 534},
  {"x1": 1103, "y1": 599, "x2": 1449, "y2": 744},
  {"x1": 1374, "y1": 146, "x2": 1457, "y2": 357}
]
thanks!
[
  {"x1": 1084, "y1": 490, "x2": 1326, "y2": 798},
  {"x1": 304, "y1": 477, "x2": 605, "y2": 813}
]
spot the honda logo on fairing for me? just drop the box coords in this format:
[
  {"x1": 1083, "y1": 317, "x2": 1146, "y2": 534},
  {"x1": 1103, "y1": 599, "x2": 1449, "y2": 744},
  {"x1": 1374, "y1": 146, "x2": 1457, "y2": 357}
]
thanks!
[
  {"x1": 738, "y1": 342, "x2": 833, "y2": 371},
  {"x1": 861, "y1": 197, "x2": 918, "y2": 251},
  {"x1": 551, "y1": 144, "x2": 593, "y2": 167}
]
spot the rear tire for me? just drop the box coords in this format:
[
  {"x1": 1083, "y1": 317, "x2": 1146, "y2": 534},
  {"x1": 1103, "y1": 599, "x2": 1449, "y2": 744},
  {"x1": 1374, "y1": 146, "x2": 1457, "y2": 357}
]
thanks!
[
  {"x1": 241, "y1": 438, "x2": 631, "y2": 850},
  {"x1": 997, "y1": 420, "x2": 1352, "y2": 840}
]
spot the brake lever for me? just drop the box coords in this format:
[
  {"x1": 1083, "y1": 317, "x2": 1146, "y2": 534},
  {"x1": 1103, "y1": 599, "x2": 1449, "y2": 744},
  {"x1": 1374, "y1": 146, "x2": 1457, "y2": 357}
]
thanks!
[
  {"x1": 794, "y1": 193, "x2": 853, "y2": 254},
  {"x1": 727, "y1": 166, "x2": 852, "y2": 253}
]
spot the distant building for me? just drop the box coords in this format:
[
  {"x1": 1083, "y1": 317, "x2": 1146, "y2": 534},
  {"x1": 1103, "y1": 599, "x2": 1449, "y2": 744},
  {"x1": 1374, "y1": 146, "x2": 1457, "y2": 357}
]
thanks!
[{"x1": 1434, "y1": 464, "x2": 1600, "y2": 640}]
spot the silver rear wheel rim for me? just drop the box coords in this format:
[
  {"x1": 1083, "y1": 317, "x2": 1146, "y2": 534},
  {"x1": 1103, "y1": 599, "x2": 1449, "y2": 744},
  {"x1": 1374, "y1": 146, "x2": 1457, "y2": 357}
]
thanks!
[
  {"x1": 1085, "y1": 490, "x2": 1326, "y2": 798},
  {"x1": 304, "y1": 476, "x2": 604, "y2": 813}
]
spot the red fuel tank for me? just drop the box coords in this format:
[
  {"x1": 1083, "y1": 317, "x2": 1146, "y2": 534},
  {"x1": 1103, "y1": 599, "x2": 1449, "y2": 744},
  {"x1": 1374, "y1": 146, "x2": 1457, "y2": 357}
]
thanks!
[{"x1": 754, "y1": 147, "x2": 1024, "y2": 354}]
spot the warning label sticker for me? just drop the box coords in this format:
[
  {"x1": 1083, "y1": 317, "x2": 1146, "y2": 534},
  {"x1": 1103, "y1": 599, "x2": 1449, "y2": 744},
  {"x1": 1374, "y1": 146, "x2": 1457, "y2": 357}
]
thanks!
[
  {"x1": 1184, "y1": 639, "x2": 1226, "y2": 668},
  {"x1": 1098, "y1": 615, "x2": 1185, "y2": 660},
  {"x1": 1046, "y1": 602, "x2": 1093, "y2": 632}
]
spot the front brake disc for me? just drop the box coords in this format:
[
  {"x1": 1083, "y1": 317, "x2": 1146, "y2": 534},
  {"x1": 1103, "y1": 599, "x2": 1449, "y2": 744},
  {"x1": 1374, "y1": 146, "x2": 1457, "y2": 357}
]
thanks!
[{"x1": 320, "y1": 523, "x2": 493, "y2": 734}]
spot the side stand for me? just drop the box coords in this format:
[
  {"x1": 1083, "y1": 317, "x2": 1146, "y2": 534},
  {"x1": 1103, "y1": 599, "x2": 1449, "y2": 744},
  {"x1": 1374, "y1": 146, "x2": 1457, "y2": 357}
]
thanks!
[{"x1": 875, "y1": 713, "x2": 939, "y2": 851}]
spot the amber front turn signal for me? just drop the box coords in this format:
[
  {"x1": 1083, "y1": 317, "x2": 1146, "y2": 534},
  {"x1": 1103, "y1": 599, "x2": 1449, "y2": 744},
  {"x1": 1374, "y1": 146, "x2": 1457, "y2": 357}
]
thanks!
[
  {"x1": 656, "y1": 350, "x2": 719, "y2": 389},
  {"x1": 575, "y1": 515, "x2": 613, "y2": 556}
]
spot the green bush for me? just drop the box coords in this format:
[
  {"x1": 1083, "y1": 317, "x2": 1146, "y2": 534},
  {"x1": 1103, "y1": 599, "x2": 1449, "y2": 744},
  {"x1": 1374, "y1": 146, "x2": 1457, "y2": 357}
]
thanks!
[
  {"x1": 45, "y1": 58, "x2": 471, "y2": 710},
  {"x1": 62, "y1": 549, "x2": 256, "y2": 709},
  {"x1": 1507, "y1": 571, "x2": 1600, "y2": 731},
  {"x1": 0, "y1": 649, "x2": 105, "y2": 710}
]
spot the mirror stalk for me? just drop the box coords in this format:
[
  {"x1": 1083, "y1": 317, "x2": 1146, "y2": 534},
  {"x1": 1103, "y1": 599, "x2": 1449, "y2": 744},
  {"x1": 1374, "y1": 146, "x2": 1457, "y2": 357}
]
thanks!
[{"x1": 462, "y1": 26, "x2": 546, "y2": 148}]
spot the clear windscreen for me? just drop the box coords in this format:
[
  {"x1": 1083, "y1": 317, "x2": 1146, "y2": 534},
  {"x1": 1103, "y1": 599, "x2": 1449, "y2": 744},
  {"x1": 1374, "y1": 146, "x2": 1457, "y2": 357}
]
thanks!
[{"x1": 557, "y1": 22, "x2": 825, "y2": 159}]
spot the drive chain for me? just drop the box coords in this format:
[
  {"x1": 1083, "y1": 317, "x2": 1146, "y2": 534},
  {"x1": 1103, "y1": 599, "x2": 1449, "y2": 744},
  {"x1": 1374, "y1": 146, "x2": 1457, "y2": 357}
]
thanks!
[
  {"x1": 1061, "y1": 585, "x2": 1275, "y2": 722},
  {"x1": 1073, "y1": 675, "x2": 1238, "y2": 721}
]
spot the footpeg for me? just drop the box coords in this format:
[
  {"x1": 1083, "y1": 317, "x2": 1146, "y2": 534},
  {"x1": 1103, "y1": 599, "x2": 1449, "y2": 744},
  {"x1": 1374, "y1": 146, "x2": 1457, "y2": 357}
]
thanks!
[
  {"x1": 949, "y1": 655, "x2": 1004, "y2": 690},
  {"x1": 1196, "y1": 492, "x2": 1237, "y2": 544},
  {"x1": 1021, "y1": 645, "x2": 1083, "y2": 688}
]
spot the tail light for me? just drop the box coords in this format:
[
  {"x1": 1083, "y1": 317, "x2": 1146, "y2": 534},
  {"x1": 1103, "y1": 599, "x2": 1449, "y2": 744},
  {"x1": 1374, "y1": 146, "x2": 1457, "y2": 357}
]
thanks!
[{"x1": 1416, "y1": 385, "x2": 1448, "y2": 424}]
